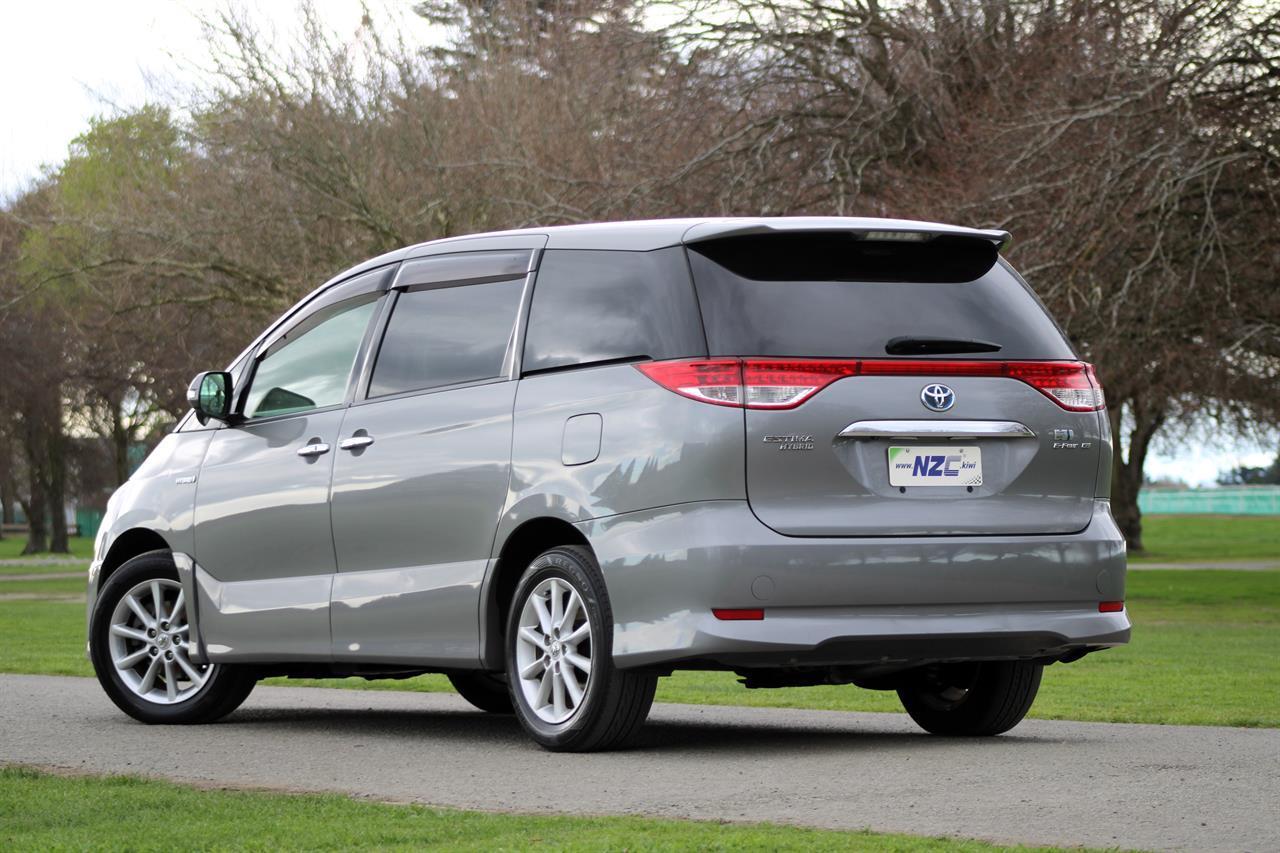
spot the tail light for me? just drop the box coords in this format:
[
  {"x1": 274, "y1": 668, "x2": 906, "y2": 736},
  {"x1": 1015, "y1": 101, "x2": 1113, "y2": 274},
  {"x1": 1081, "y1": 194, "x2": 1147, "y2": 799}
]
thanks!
[
  {"x1": 632, "y1": 359, "x2": 744, "y2": 407},
  {"x1": 635, "y1": 358, "x2": 1105, "y2": 411},
  {"x1": 1006, "y1": 361, "x2": 1105, "y2": 411}
]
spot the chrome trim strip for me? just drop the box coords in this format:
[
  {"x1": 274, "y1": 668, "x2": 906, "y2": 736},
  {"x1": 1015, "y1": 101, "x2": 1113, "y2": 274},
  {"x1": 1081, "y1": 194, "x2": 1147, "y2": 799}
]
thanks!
[{"x1": 838, "y1": 420, "x2": 1036, "y2": 439}]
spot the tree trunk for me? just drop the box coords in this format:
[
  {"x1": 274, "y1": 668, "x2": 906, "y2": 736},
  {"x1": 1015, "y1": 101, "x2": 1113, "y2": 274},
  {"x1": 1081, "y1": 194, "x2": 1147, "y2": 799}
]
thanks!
[
  {"x1": 1111, "y1": 453, "x2": 1144, "y2": 552},
  {"x1": 1109, "y1": 398, "x2": 1166, "y2": 554},
  {"x1": 47, "y1": 423, "x2": 69, "y2": 553},
  {"x1": 18, "y1": 407, "x2": 54, "y2": 555},
  {"x1": 0, "y1": 438, "x2": 12, "y2": 538},
  {"x1": 18, "y1": 486, "x2": 48, "y2": 556},
  {"x1": 108, "y1": 392, "x2": 131, "y2": 487},
  {"x1": 0, "y1": 471, "x2": 13, "y2": 528}
]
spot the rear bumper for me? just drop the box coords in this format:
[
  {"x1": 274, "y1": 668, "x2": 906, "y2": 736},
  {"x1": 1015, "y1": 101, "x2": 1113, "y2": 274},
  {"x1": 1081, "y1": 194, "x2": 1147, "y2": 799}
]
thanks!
[
  {"x1": 577, "y1": 499, "x2": 1129, "y2": 669},
  {"x1": 625, "y1": 605, "x2": 1130, "y2": 670}
]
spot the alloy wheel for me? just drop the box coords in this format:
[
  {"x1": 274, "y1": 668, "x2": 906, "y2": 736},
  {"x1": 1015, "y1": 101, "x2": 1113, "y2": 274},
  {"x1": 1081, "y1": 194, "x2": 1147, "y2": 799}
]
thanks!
[
  {"x1": 107, "y1": 578, "x2": 211, "y2": 704},
  {"x1": 514, "y1": 576, "x2": 594, "y2": 724}
]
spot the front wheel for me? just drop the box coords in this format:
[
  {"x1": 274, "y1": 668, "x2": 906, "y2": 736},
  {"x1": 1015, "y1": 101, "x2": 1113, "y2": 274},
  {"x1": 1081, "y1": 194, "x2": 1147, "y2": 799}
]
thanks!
[
  {"x1": 89, "y1": 551, "x2": 256, "y2": 724},
  {"x1": 505, "y1": 545, "x2": 656, "y2": 751},
  {"x1": 897, "y1": 660, "x2": 1042, "y2": 736}
]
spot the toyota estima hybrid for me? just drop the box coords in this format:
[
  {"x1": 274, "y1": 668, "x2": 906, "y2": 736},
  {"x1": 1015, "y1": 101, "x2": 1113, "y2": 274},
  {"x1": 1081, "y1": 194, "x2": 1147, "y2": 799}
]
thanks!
[{"x1": 87, "y1": 217, "x2": 1129, "y2": 751}]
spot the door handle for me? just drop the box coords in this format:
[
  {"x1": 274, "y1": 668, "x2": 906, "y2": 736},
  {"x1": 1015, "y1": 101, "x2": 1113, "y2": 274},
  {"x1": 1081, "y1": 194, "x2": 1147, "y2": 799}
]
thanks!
[
  {"x1": 296, "y1": 442, "x2": 331, "y2": 457},
  {"x1": 338, "y1": 435, "x2": 375, "y2": 451}
]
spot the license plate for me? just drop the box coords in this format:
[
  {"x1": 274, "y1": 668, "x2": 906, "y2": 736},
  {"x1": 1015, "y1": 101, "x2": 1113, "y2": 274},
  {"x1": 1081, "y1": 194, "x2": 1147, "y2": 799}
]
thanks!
[{"x1": 888, "y1": 446, "x2": 983, "y2": 487}]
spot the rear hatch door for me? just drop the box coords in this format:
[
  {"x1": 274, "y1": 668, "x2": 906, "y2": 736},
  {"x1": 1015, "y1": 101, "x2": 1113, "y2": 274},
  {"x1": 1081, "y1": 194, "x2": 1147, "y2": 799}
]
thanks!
[{"x1": 686, "y1": 229, "x2": 1106, "y2": 537}]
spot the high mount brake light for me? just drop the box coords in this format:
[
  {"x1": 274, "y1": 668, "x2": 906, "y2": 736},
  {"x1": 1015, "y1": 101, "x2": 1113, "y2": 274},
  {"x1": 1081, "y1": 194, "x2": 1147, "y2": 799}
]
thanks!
[{"x1": 634, "y1": 359, "x2": 1105, "y2": 411}]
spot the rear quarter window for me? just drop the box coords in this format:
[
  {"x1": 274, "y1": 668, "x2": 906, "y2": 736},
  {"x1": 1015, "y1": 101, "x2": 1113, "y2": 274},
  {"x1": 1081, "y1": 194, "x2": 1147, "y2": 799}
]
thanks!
[
  {"x1": 522, "y1": 248, "x2": 707, "y2": 373},
  {"x1": 369, "y1": 279, "x2": 524, "y2": 397},
  {"x1": 688, "y1": 233, "x2": 1074, "y2": 360}
]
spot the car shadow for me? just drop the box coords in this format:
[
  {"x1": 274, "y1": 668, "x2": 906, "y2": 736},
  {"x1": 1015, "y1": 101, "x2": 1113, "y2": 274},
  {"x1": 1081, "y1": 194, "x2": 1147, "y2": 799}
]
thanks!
[{"x1": 214, "y1": 704, "x2": 1058, "y2": 755}]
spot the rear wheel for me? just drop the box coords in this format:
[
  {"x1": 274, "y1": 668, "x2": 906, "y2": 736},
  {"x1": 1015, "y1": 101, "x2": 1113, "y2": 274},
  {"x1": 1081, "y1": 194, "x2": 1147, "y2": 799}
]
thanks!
[
  {"x1": 90, "y1": 551, "x2": 256, "y2": 724},
  {"x1": 505, "y1": 545, "x2": 656, "y2": 751},
  {"x1": 447, "y1": 672, "x2": 513, "y2": 714},
  {"x1": 897, "y1": 660, "x2": 1042, "y2": 736}
]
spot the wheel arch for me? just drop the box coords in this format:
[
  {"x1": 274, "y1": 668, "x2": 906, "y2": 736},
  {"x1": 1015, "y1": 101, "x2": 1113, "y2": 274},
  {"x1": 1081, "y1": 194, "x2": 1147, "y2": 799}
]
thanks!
[
  {"x1": 480, "y1": 516, "x2": 590, "y2": 670},
  {"x1": 99, "y1": 527, "x2": 172, "y2": 588}
]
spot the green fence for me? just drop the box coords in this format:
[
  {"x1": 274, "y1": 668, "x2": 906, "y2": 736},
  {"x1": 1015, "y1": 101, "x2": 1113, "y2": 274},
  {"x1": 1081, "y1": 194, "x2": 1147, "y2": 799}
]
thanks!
[
  {"x1": 75, "y1": 508, "x2": 105, "y2": 540},
  {"x1": 1139, "y1": 487, "x2": 1280, "y2": 515}
]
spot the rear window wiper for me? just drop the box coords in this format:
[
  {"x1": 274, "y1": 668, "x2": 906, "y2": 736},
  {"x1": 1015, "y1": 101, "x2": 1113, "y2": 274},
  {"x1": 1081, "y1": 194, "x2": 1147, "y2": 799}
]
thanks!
[{"x1": 885, "y1": 336, "x2": 1002, "y2": 356}]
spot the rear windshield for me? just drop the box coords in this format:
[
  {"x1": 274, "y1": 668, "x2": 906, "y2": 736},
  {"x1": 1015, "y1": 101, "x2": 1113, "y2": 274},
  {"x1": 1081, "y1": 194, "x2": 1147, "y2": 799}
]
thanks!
[{"x1": 687, "y1": 233, "x2": 1074, "y2": 360}]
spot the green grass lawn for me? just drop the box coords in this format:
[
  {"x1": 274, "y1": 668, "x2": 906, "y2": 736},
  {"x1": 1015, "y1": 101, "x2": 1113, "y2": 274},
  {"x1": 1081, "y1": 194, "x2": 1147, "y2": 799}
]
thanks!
[
  {"x1": 1130, "y1": 514, "x2": 1279, "y2": 562},
  {"x1": 0, "y1": 563, "x2": 86, "y2": 576},
  {"x1": 3, "y1": 569, "x2": 1276, "y2": 727},
  {"x1": 0, "y1": 577, "x2": 86, "y2": 596},
  {"x1": 0, "y1": 765, "x2": 1086, "y2": 852},
  {"x1": 0, "y1": 601, "x2": 89, "y2": 677},
  {"x1": 0, "y1": 536, "x2": 94, "y2": 561}
]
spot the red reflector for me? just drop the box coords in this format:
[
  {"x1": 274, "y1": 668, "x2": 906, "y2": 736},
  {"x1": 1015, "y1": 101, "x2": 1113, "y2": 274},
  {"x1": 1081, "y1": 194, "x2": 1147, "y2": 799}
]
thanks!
[
  {"x1": 635, "y1": 358, "x2": 1104, "y2": 411},
  {"x1": 712, "y1": 608, "x2": 765, "y2": 621},
  {"x1": 1099, "y1": 601, "x2": 1124, "y2": 612}
]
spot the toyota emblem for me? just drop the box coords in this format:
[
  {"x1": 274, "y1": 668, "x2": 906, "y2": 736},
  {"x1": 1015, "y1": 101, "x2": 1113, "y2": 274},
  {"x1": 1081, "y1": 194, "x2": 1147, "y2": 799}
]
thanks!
[{"x1": 921, "y1": 383, "x2": 956, "y2": 412}]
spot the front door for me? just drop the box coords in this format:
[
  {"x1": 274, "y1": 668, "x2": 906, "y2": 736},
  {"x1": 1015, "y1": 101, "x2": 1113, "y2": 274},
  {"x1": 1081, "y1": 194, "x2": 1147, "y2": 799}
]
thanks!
[
  {"x1": 193, "y1": 285, "x2": 384, "y2": 661},
  {"x1": 329, "y1": 251, "x2": 531, "y2": 665}
]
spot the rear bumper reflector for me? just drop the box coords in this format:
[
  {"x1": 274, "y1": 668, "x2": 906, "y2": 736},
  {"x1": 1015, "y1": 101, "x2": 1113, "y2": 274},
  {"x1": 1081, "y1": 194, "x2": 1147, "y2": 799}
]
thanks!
[
  {"x1": 712, "y1": 608, "x2": 765, "y2": 621},
  {"x1": 1098, "y1": 601, "x2": 1125, "y2": 613}
]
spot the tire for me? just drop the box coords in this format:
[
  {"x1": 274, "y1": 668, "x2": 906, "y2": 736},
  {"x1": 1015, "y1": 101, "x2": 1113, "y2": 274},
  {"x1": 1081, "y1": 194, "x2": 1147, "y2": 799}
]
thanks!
[
  {"x1": 897, "y1": 660, "x2": 1043, "y2": 736},
  {"x1": 89, "y1": 551, "x2": 256, "y2": 724},
  {"x1": 505, "y1": 545, "x2": 656, "y2": 752},
  {"x1": 448, "y1": 672, "x2": 514, "y2": 714}
]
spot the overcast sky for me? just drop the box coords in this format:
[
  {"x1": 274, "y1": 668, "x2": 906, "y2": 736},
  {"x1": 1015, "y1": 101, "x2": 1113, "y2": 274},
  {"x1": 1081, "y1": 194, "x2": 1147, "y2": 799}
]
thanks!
[
  {"x1": 0, "y1": 1, "x2": 433, "y2": 197},
  {"x1": 1, "y1": 2, "x2": 1273, "y2": 484}
]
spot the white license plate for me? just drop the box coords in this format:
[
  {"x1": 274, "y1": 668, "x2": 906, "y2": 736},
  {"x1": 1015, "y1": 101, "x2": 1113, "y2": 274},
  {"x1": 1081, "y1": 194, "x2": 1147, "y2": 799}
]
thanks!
[{"x1": 888, "y1": 446, "x2": 983, "y2": 487}]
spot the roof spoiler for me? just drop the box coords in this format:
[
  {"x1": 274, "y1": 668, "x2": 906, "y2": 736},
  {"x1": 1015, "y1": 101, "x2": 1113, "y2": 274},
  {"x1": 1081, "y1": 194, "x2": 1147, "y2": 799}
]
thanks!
[{"x1": 682, "y1": 218, "x2": 1011, "y2": 249}]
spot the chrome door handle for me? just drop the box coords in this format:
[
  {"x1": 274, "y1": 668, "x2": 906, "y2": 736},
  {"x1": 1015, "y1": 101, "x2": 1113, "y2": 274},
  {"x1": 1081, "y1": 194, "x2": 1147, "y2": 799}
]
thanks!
[
  {"x1": 338, "y1": 435, "x2": 375, "y2": 451},
  {"x1": 296, "y1": 442, "x2": 331, "y2": 457}
]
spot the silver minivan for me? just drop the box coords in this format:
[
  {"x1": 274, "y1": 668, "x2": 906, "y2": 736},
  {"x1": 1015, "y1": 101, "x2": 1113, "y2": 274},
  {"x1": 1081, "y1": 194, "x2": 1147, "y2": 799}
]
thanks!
[{"x1": 87, "y1": 217, "x2": 1129, "y2": 751}]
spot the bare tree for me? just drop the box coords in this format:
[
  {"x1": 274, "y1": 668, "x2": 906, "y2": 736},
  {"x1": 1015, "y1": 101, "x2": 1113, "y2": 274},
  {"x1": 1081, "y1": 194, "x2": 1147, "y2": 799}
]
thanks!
[
  {"x1": 4, "y1": 0, "x2": 1276, "y2": 554},
  {"x1": 677, "y1": 0, "x2": 1280, "y2": 549},
  {"x1": 0, "y1": 187, "x2": 72, "y2": 553}
]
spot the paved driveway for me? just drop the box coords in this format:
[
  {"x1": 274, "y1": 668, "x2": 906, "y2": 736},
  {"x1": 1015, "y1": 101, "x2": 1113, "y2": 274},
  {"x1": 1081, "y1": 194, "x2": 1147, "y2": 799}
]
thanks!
[{"x1": 3, "y1": 675, "x2": 1277, "y2": 850}]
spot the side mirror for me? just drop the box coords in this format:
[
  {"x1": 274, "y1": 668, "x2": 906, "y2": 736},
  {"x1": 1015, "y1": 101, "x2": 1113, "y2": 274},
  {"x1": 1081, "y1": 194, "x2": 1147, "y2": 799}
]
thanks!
[{"x1": 186, "y1": 371, "x2": 234, "y2": 425}]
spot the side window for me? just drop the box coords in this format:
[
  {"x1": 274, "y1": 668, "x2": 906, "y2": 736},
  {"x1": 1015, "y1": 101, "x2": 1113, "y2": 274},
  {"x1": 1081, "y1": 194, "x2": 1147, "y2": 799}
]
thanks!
[
  {"x1": 521, "y1": 247, "x2": 706, "y2": 374},
  {"x1": 243, "y1": 297, "x2": 379, "y2": 419},
  {"x1": 369, "y1": 279, "x2": 524, "y2": 398}
]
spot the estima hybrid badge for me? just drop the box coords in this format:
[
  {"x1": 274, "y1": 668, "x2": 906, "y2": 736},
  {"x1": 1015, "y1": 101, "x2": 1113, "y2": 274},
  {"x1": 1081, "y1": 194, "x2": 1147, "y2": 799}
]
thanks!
[{"x1": 921, "y1": 383, "x2": 956, "y2": 412}]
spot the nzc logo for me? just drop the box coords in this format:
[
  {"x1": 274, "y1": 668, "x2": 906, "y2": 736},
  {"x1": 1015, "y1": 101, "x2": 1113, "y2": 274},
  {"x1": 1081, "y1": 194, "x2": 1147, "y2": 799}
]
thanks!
[{"x1": 913, "y1": 455, "x2": 961, "y2": 477}]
